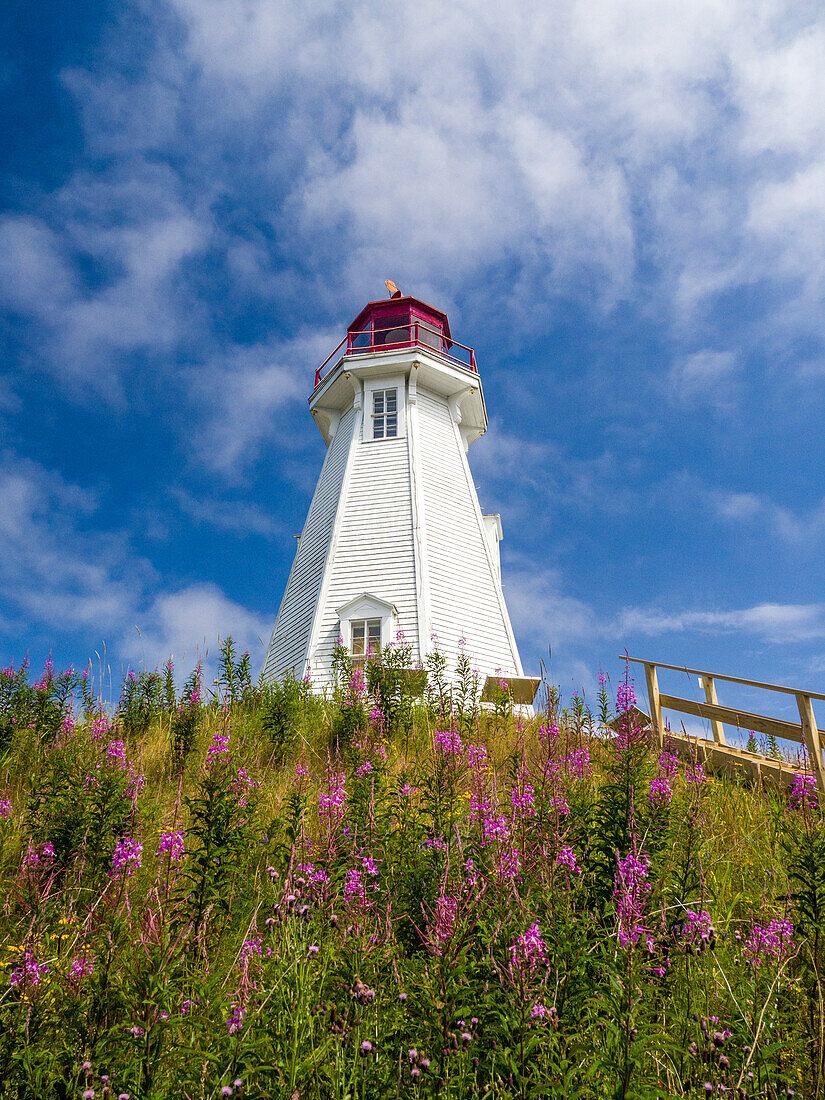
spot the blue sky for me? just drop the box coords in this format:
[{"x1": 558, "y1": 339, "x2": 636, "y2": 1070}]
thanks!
[{"x1": 1, "y1": 0, "x2": 824, "y2": 728}]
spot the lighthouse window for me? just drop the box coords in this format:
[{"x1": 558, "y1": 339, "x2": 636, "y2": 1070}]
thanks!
[
  {"x1": 372, "y1": 388, "x2": 398, "y2": 439},
  {"x1": 351, "y1": 618, "x2": 382, "y2": 669}
]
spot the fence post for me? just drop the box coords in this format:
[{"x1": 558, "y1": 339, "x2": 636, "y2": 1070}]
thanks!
[
  {"x1": 796, "y1": 692, "x2": 825, "y2": 792},
  {"x1": 699, "y1": 675, "x2": 727, "y2": 745},
  {"x1": 645, "y1": 663, "x2": 664, "y2": 747}
]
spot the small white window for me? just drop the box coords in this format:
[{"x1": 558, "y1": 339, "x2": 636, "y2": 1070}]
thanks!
[
  {"x1": 372, "y1": 388, "x2": 398, "y2": 439},
  {"x1": 351, "y1": 618, "x2": 382, "y2": 669}
]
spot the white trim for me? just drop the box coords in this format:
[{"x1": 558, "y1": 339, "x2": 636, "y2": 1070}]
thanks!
[
  {"x1": 362, "y1": 373, "x2": 406, "y2": 442},
  {"x1": 336, "y1": 592, "x2": 398, "y2": 651},
  {"x1": 406, "y1": 366, "x2": 433, "y2": 663}
]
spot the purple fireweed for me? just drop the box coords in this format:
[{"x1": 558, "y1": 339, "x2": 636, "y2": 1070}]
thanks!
[
  {"x1": 69, "y1": 954, "x2": 94, "y2": 981},
  {"x1": 790, "y1": 773, "x2": 817, "y2": 810},
  {"x1": 426, "y1": 894, "x2": 459, "y2": 956},
  {"x1": 617, "y1": 682, "x2": 637, "y2": 713},
  {"x1": 319, "y1": 769, "x2": 347, "y2": 831},
  {"x1": 434, "y1": 729, "x2": 463, "y2": 755},
  {"x1": 0, "y1": 798, "x2": 11, "y2": 818},
  {"x1": 344, "y1": 868, "x2": 366, "y2": 904},
  {"x1": 614, "y1": 850, "x2": 654, "y2": 952},
  {"x1": 467, "y1": 744, "x2": 488, "y2": 769},
  {"x1": 295, "y1": 762, "x2": 309, "y2": 780},
  {"x1": 206, "y1": 732, "x2": 231, "y2": 766},
  {"x1": 686, "y1": 763, "x2": 707, "y2": 785},
  {"x1": 509, "y1": 921, "x2": 548, "y2": 985},
  {"x1": 658, "y1": 750, "x2": 679, "y2": 778},
  {"x1": 496, "y1": 845, "x2": 521, "y2": 882},
  {"x1": 356, "y1": 760, "x2": 373, "y2": 776},
  {"x1": 106, "y1": 740, "x2": 127, "y2": 767},
  {"x1": 649, "y1": 777, "x2": 673, "y2": 807},
  {"x1": 564, "y1": 747, "x2": 592, "y2": 779},
  {"x1": 510, "y1": 777, "x2": 536, "y2": 820},
  {"x1": 743, "y1": 918, "x2": 794, "y2": 968},
  {"x1": 111, "y1": 838, "x2": 143, "y2": 880},
  {"x1": 556, "y1": 846, "x2": 581, "y2": 874},
  {"x1": 157, "y1": 831, "x2": 185, "y2": 862},
  {"x1": 230, "y1": 768, "x2": 260, "y2": 807},
  {"x1": 10, "y1": 944, "x2": 49, "y2": 988}
]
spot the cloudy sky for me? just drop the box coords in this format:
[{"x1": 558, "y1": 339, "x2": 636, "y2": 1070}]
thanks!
[{"x1": 1, "y1": 0, "x2": 824, "y2": 725}]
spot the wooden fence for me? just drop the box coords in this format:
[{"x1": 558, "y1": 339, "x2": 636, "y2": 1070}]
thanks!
[{"x1": 625, "y1": 657, "x2": 825, "y2": 792}]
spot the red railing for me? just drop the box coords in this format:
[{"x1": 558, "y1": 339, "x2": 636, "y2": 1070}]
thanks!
[{"x1": 314, "y1": 323, "x2": 478, "y2": 388}]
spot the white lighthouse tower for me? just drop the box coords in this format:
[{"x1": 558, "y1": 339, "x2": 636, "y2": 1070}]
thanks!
[{"x1": 262, "y1": 289, "x2": 527, "y2": 693}]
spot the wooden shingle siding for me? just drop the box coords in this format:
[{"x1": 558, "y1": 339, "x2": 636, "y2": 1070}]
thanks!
[
  {"x1": 416, "y1": 388, "x2": 522, "y2": 678},
  {"x1": 262, "y1": 407, "x2": 355, "y2": 681}
]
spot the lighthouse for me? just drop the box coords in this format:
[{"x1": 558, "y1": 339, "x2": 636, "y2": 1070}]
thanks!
[{"x1": 262, "y1": 289, "x2": 527, "y2": 694}]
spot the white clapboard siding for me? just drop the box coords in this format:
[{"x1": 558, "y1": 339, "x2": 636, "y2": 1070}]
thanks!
[
  {"x1": 262, "y1": 407, "x2": 355, "y2": 680},
  {"x1": 308, "y1": 431, "x2": 418, "y2": 690},
  {"x1": 416, "y1": 388, "x2": 523, "y2": 678}
]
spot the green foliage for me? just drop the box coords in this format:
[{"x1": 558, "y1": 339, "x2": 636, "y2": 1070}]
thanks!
[
  {"x1": 0, "y1": 649, "x2": 815, "y2": 1099},
  {"x1": 261, "y1": 670, "x2": 310, "y2": 766},
  {"x1": 119, "y1": 668, "x2": 164, "y2": 737},
  {"x1": 218, "y1": 636, "x2": 253, "y2": 708}
]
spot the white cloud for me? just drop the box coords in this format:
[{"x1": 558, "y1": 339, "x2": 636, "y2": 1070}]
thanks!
[
  {"x1": 618, "y1": 602, "x2": 825, "y2": 645},
  {"x1": 709, "y1": 487, "x2": 825, "y2": 549},
  {"x1": 169, "y1": 487, "x2": 283, "y2": 537},
  {"x1": 122, "y1": 583, "x2": 270, "y2": 678},
  {"x1": 669, "y1": 350, "x2": 739, "y2": 407},
  {"x1": 0, "y1": 452, "x2": 270, "y2": 679}
]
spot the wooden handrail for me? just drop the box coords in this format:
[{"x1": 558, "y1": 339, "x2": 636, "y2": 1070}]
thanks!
[
  {"x1": 624, "y1": 655, "x2": 825, "y2": 701},
  {"x1": 621, "y1": 655, "x2": 825, "y2": 791}
]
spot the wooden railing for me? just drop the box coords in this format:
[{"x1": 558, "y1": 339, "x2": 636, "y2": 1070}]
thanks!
[{"x1": 624, "y1": 656, "x2": 825, "y2": 791}]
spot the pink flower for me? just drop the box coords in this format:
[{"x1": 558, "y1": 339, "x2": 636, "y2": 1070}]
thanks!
[
  {"x1": 111, "y1": 837, "x2": 143, "y2": 879},
  {"x1": 70, "y1": 955, "x2": 94, "y2": 981},
  {"x1": 617, "y1": 682, "x2": 637, "y2": 713},
  {"x1": 434, "y1": 729, "x2": 463, "y2": 755},
  {"x1": 356, "y1": 760, "x2": 373, "y2": 776},
  {"x1": 157, "y1": 830, "x2": 185, "y2": 862},
  {"x1": 556, "y1": 846, "x2": 581, "y2": 874},
  {"x1": 743, "y1": 918, "x2": 794, "y2": 968},
  {"x1": 686, "y1": 763, "x2": 707, "y2": 785},
  {"x1": 0, "y1": 798, "x2": 11, "y2": 818},
  {"x1": 649, "y1": 777, "x2": 673, "y2": 806},
  {"x1": 206, "y1": 732, "x2": 231, "y2": 765}
]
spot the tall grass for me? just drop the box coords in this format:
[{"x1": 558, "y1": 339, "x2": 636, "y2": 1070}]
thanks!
[{"x1": 0, "y1": 643, "x2": 822, "y2": 1099}]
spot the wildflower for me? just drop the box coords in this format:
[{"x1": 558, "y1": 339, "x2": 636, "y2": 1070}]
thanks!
[
  {"x1": 510, "y1": 777, "x2": 536, "y2": 821},
  {"x1": 105, "y1": 740, "x2": 127, "y2": 767},
  {"x1": 111, "y1": 838, "x2": 143, "y2": 880},
  {"x1": 360, "y1": 1040, "x2": 373, "y2": 1056},
  {"x1": 556, "y1": 846, "x2": 581, "y2": 874},
  {"x1": 70, "y1": 955, "x2": 94, "y2": 981},
  {"x1": 426, "y1": 894, "x2": 459, "y2": 955},
  {"x1": 509, "y1": 921, "x2": 548, "y2": 987},
  {"x1": 564, "y1": 747, "x2": 592, "y2": 779},
  {"x1": 790, "y1": 773, "x2": 817, "y2": 810},
  {"x1": 157, "y1": 830, "x2": 185, "y2": 862},
  {"x1": 614, "y1": 850, "x2": 654, "y2": 951},
  {"x1": 496, "y1": 845, "x2": 521, "y2": 881},
  {"x1": 308, "y1": 944, "x2": 319, "y2": 957},
  {"x1": 648, "y1": 777, "x2": 673, "y2": 807},
  {"x1": 531, "y1": 1002, "x2": 549, "y2": 1020},
  {"x1": 356, "y1": 760, "x2": 373, "y2": 776},
  {"x1": 743, "y1": 918, "x2": 794, "y2": 968},
  {"x1": 434, "y1": 728, "x2": 463, "y2": 755},
  {"x1": 0, "y1": 799, "x2": 12, "y2": 818},
  {"x1": 344, "y1": 868, "x2": 365, "y2": 904},
  {"x1": 295, "y1": 762, "x2": 309, "y2": 780},
  {"x1": 467, "y1": 744, "x2": 487, "y2": 768},
  {"x1": 658, "y1": 749, "x2": 679, "y2": 777},
  {"x1": 686, "y1": 763, "x2": 707, "y2": 785},
  {"x1": 10, "y1": 944, "x2": 50, "y2": 988},
  {"x1": 319, "y1": 770, "x2": 347, "y2": 829},
  {"x1": 369, "y1": 707, "x2": 385, "y2": 725},
  {"x1": 206, "y1": 732, "x2": 231, "y2": 766},
  {"x1": 362, "y1": 855, "x2": 380, "y2": 876},
  {"x1": 617, "y1": 681, "x2": 637, "y2": 712}
]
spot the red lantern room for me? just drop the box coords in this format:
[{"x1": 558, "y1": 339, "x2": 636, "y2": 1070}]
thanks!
[{"x1": 314, "y1": 288, "x2": 477, "y2": 388}]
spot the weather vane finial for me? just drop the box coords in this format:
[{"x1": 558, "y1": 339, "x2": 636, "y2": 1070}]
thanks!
[{"x1": 385, "y1": 279, "x2": 400, "y2": 297}]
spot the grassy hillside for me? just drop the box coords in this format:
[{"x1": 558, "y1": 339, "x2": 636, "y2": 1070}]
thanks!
[{"x1": 0, "y1": 640, "x2": 822, "y2": 1099}]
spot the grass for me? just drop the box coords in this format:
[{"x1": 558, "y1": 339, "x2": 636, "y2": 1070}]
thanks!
[{"x1": 0, "y1": 643, "x2": 823, "y2": 1099}]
